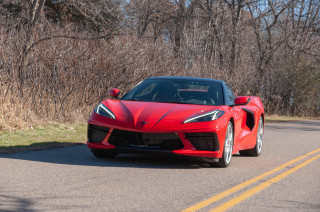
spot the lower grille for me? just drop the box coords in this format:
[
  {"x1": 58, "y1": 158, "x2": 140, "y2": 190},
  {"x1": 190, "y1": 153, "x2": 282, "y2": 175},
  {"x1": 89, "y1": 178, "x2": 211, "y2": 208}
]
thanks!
[
  {"x1": 88, "y1": 124, "x2": 109, "y2": 143},
  {"x1": 185, "y1": 132, "x2": 219, "y2": 151},
  {"x1": 108, "y1": 129, "x2": 184, "y2": 150}
]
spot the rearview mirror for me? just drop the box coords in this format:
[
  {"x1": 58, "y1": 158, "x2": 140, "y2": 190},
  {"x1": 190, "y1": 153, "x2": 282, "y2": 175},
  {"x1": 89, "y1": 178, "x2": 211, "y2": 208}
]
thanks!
[
  {"x1": 235, "y1": 96, "x2": 250, "y2": 105},
  {"x1": 109, "y1": 88, "x2": 120, "y2": 97}
]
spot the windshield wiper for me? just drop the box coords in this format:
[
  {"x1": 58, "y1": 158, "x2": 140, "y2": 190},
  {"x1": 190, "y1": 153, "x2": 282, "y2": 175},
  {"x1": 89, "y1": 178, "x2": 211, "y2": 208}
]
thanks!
[
  {"x1": 160, "y1": 101, "x2": 189, "y2": 104},
  {"x1": 122, "y1": 98, "x2": 142, "y2": 101},
  {"x1": 122, "y1": 99, "x2": 190, "y2": 104}
]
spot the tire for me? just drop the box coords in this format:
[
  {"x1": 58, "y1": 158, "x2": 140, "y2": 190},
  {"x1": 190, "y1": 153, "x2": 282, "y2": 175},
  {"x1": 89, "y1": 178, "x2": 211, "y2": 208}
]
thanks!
[
  {"x1": 239, "y1": 116, "x2": 263, "y2": 157},
  {"x1": 213, "y1": 122, "x2": 234, "y2": 168},
  {"x1": 90, "y1": 149, "x2": 117, "y2": 159}
]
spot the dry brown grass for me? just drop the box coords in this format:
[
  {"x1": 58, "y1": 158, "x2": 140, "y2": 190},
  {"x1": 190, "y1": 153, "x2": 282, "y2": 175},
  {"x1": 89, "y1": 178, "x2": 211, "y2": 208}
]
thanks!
[
  {"x1": 0, "y1": 99, "x2": 38, "y2": 131},
  {"x1": 265, "y1": 115, "x2": 320, "y2": 123}
]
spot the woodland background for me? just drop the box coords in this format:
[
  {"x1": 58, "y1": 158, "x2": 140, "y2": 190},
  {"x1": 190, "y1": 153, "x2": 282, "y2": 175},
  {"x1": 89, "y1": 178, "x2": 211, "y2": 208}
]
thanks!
[{"x1": 0, "y1": 0, "x2": 319, "y2": 131}]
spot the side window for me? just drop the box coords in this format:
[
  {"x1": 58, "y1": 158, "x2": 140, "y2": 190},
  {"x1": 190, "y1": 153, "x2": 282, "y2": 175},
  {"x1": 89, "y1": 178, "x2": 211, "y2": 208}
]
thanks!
[{"x1": 225, "y1": 85, "x2": 236, "y2": 105}]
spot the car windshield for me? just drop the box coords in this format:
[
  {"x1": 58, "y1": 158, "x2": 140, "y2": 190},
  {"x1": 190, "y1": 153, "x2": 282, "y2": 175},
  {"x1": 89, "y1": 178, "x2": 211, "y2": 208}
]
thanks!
[{"x1": 121, "y1": 79, "x2": 224, "y2": 106}]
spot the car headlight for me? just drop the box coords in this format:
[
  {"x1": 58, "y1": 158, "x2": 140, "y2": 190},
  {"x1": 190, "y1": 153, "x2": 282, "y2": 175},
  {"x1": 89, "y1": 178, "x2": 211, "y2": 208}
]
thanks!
[
  {"x1": 94, "y1": 103, "x2": 116, "y2": 119},
  {"x1": 183, "y1": 110, "x2": 224, "y2": 123}
]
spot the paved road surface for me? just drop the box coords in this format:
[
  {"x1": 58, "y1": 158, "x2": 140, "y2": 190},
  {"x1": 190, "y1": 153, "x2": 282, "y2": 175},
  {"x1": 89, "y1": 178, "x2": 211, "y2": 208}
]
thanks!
[{"x1": 1, "y1": 121, "x2": 320, "y2": 212}]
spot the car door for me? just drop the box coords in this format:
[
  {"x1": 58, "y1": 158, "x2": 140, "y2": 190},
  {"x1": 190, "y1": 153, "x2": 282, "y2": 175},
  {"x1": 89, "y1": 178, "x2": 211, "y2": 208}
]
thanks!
[{"x1": 224, "y1": 84, "x2": 244, "y2": 148}]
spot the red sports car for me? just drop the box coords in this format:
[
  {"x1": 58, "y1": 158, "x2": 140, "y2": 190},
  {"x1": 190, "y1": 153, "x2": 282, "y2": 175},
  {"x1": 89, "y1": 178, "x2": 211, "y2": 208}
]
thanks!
[{"x1": 87, "y1": 76, "x2": 264, "y2": 167}]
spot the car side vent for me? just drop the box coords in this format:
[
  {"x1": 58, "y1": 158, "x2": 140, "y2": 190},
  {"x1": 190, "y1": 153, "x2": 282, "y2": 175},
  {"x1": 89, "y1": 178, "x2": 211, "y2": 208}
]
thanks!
[{"x1": 242, "y1": 108, "x2": 255, "y2": 131}]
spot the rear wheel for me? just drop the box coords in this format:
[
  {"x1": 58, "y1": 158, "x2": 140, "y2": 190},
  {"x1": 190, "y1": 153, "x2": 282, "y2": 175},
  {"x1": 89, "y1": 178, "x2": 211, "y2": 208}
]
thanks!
[
  {"x1": 239, "y1": 116, "x2": 263, "y2": 156},
  {"x1": 90, "y1": 149, "x2": 117, "y2": 158},
  {"x1": 212, "y1": 122, "x2": 234, "y2": 168}
]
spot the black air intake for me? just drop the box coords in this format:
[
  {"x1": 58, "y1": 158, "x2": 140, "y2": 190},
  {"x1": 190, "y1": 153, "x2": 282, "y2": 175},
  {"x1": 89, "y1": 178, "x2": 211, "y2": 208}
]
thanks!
[
  {"x1": 88, "y1": 124, "x2": 109, "y2": 143},
  {"x1": 185, "y1": 132, "x2": 220, "y2": 151},
  {"x1": 109, "y1": 130, "x2": 184, "y2": 150}
]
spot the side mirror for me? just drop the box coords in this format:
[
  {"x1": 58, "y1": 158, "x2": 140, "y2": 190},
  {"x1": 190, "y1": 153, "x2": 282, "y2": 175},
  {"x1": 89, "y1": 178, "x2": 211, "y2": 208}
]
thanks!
[
  {"x1": 109, "y1": 88, "x2": 120, "y2": 97},
  {"x1": 235, "y1": 96, "x2": 250, "y2": 105}
]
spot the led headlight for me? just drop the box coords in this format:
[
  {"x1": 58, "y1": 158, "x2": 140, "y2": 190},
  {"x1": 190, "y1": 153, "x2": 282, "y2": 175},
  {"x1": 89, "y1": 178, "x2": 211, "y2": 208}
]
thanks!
[
  {"x1": 95, "y1": 103, "x2": 116, "y2": 119},
  {"x1": 184, "y1": 110, "x2": 224, "y2": 123}
]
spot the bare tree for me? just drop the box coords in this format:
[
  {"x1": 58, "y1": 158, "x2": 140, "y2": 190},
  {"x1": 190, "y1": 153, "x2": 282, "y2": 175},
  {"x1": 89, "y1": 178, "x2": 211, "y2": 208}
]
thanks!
[
  {"x1": 125, "y1": 0, "x2": 175, "y2": 42},
  {"x1": 1, "y1": 0, "x2": 320, "y2": 131}
]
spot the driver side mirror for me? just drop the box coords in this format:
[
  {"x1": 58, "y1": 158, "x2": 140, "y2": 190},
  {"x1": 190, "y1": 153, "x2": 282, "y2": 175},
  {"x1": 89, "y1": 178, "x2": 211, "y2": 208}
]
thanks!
[
  {"x1": 235, "y1": 96, "x2": 250, "y2": 105},
  {"x1": 109, "y1": 88, "x2": 120, "y2": 98}
]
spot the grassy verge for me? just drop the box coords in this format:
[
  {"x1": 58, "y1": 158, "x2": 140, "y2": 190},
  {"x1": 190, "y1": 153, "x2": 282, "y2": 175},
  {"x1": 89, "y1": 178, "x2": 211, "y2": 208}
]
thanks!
[
  {"x1": 265, "y1": 115, "x2": 319, "y2": 122},
  {"x1": 0, "y1": 123, "x2": 87, "y2": 154}
]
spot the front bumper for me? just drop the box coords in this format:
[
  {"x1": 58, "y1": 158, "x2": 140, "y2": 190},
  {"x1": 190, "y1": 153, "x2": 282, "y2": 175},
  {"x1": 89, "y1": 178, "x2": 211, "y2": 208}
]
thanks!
[{"x1": 87, "y1": 123, "x2": 226, "y2": 158}]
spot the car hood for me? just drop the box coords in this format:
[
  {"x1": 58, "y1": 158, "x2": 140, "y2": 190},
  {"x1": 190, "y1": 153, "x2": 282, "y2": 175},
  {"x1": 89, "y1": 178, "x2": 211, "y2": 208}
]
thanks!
[{"x1": 99, "y1": 99, "x2": 225, "y2": 131}]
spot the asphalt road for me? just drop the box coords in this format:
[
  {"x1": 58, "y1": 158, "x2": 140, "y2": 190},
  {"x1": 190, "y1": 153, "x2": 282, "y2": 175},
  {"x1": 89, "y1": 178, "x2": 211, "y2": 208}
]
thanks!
[{"x1": 1, "y1": 121, "x2": 320, "y2": 212}]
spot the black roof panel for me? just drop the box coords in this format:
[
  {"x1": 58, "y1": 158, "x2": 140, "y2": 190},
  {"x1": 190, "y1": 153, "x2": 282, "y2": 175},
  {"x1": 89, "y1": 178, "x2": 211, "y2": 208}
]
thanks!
[{"x1": 147, "y1": 76, "x2": 223, "y2": 84}]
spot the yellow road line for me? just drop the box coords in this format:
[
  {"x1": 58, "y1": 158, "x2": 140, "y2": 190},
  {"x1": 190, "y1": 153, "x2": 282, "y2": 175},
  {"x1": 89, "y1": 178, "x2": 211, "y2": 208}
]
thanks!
[
  {"x1": 181, "y1": 148, "x2": 320, "y2": 212},
  {"x1": 210, "y1": 153, "x2": 320, "y2": 212}
]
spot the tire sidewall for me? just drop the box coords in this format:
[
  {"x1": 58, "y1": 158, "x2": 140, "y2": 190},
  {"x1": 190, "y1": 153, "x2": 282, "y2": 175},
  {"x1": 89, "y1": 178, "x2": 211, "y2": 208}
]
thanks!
[
  {"x1": 220, "y1": 122, "x2": 234, "y2": 167},
  {"x1": 255, "y1": 117, "x2": 263, "y2": 156}
]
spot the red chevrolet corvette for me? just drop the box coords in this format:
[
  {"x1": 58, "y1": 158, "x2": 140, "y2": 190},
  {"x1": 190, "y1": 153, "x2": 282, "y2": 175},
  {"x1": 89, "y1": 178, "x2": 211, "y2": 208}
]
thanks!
[{"x1": 87, "y1": 76, "x2": 264, "y2": 167}]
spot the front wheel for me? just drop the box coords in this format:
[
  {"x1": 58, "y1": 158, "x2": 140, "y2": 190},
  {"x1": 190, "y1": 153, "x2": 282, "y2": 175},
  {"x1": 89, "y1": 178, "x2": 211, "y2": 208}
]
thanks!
[
  {"x1": 239, "y1": 116, "x2": 264, "y2": 156},
  {"x1": 214, "y1": 122, "x2": 234, "y2": 168}
]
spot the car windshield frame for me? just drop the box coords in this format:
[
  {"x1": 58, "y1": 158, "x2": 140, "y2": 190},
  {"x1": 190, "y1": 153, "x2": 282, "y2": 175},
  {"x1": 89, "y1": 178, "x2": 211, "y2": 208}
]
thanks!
[{"x1": 121, "y1": 78, "x2": 225, "y2": 106}]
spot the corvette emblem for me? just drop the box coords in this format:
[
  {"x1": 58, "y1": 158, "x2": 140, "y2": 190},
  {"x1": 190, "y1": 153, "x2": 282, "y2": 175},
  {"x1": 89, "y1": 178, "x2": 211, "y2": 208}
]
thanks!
[{"x1": 142, "y1": 121, "x2": 150, "y2": 124}]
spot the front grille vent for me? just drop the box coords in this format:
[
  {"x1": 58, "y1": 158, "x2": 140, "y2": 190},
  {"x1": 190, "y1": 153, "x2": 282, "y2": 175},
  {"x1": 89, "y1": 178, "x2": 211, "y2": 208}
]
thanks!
[
  {"x1": 88, "y1": 124, "x2": 109, "y2": 143},
  {"x1": 108, "y1": 130, "x2": 184, "y2": 150},
  {"x1": 185, "y1": 132, "x2": 219, "y2": 151}
]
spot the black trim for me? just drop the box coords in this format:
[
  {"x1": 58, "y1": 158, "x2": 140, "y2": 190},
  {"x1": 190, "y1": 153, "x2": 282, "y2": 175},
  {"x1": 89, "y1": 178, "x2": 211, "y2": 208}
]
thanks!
[
  {"x1": 108, "y1": 129, "x2": 184, "y2": 150},
  {"x1": 241, "y1": 108, "x2": 255, "y2": 131},
  {"x1": 87, "y1": 124, "x2": 109, "y2": 143},
  {"x1": 185, "y1": 132, "x2": 220, "y2": 151},
  {"x1": 113, "y1": 146, "x2": 175, "y2": 155},
  {"x1": 147, "y1": 76, "x2": 223, "y2": 84}
]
